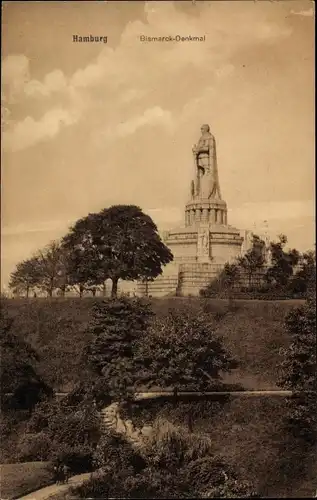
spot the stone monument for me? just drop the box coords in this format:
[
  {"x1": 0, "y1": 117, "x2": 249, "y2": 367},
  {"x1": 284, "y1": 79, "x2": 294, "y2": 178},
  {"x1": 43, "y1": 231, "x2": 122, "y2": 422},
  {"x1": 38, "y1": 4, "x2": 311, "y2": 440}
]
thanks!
[{"x1": 136, "y1": 124, "x2": 243, "y2": 297}]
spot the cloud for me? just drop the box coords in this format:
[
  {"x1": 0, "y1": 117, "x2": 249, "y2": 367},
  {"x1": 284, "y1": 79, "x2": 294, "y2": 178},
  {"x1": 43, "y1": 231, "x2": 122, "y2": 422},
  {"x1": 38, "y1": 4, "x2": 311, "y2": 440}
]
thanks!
[
  {"x1": 2, "y1": 1, "x2": 294, "y2": 153},
  {"x1": 102, "y1": 106, "x2": 174, "y2": 141},
  {"x1": 120, "y1": 88, "x2": 147, "y2": 104},
  {"x1": 24, "y1": 70, "x2": 67, "y2": 97},
  {"x1": 3, "y1": 107, "x2": 79, "y2": 152},
  {"x1": 290, "y1": 7, "x2": 314, "y2": 17}
]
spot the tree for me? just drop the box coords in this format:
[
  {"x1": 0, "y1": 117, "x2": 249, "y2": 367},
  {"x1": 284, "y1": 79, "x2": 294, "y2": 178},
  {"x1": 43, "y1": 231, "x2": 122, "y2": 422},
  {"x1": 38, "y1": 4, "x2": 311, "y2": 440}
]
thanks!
[
  {"x1": 0, "y1": 302, "x2": 52, "y2": 410},
  {"x1": 288, "y1": 249, "x2": 316, "y2": 296},
  {"x1": 237, "y1": 234, "x2": 266, "y2": 287},
  {"x1": 85, "y1": 297, "x2": 153, "y2": 404},
  {"x1": 8, "y1": 257, "x2": 40, "y2": 297},
  {"x1": 62, "y1": 205, "x2": 173, "y2": 297},
  {"x1": 134, "y1": 306, "x2": 238, "y2": 393},
  {"x1": 34, "y1": 240, "x2": 68, "y2": 297},
  {"x1": 265, "y1": 234, "x2": 300, "y2": 288},
  {"x1": 278, "y1": 273, "x2": 316, "y2": 443}
]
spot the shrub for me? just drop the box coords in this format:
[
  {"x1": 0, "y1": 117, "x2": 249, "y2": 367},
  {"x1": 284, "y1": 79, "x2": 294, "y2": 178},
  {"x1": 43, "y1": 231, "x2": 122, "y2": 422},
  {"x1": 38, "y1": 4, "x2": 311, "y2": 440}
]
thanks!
[
  {"x1": 278, "y1": 288, "x2": 316, "y2": 444},
  {"x1": 21, "y1": 395, "x2": 101, "y2": 473},
  {"x1": 202, "y1": 478, "x2": 259, "y2": 498},
  {"x1": 72, "y1": 466, "x2": 193, "y2": 499},
  {"x1": 17, "y1": 432, "x2": 52, "y2": 462},
  {"x1": 145, "y1": 418, "x2": 213, "y2": 471},
  {"x1": 93, "y1": 432, "x2": 146, "y2": 473},
  {"x1": 134, "y1": 306, "x2": 238, "y2": 392},
  {"x1": 51, "y1": 444, "x2": 94, "y2": 474},
  {"x1": 85, "y1": 297, "x2": 153, "y2": 403},
  {"x1": 186, "y1": 456, "x2": 234, "y2": 488}
]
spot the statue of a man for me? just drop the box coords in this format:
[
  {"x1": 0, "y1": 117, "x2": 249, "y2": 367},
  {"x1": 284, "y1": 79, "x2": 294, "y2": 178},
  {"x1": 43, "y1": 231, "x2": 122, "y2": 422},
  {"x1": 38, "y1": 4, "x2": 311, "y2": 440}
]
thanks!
[
  {"x1": 192, "y1": 124, "x2": 213, "y2": 175},
  {"x1": 192, "y1": 124, "x2": 220, "y2": 199}
]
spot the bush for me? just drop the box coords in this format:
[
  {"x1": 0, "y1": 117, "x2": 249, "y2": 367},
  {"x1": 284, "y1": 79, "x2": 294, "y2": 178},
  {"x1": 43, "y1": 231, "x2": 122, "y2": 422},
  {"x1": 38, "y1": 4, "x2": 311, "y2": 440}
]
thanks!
[
  {"x1": 93, "y1": 432, "x2": 146, "y2": 473},
  {"x1": 186, "y1": 456, "x2": 234, "y2": 489},
  {"x1": 145, "y1": 418, "x2": 214, "y2": 472},
  {"x1": 52, "y1": 444, "x2": 94, "y2": 474},
  {"x1": 85, "y1": 297, "x2": 153, "y2": 403},
  {"x1": 135, "y1": 305, "x2": 238, "y2": 392},
  {"x1": 202, "y1": 478, "x2": 259, "y2": 498},
  {"x1": 72, "y1": 465, "x2": 193, "y2": 499},
  {"x1": 20, "y1": 395, "x2": 101, "y2": 473},
  {"x1": 17, "y1": 432, "x2": 52, "y2": 462}
]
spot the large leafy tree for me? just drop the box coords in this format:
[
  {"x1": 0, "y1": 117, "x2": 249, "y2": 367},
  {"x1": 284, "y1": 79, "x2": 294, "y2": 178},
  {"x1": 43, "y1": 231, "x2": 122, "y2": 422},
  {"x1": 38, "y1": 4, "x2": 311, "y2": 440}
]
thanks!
[
  {"x1": 237, "y1": 234, "x2": 266, "y2": 287},
  {"x1": 34, "y1": 240, "x2": 68, "y2": 297},
  {"x1": 265, "y1": 234, "x2": 300, "y2": 287},
  {"x1": 85, "y1": 296, "x2": 153, "y2": 404},
  {"x1": 62, "y1": 205, "x2": 173, "y2": 297},
  {"x1": 8, "y1": 257, "x2": 40, "y2": 298},
  {"x1": 134, "y1": 306, "x2": 238, "y2": 393}
]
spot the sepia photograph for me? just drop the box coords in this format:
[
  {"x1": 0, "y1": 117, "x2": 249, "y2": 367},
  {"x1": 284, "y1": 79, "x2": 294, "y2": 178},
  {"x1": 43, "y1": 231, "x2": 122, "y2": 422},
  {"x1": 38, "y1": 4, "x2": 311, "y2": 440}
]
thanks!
[{"x1": 1, "y1": 0, "x2": 316, "y2": 498}]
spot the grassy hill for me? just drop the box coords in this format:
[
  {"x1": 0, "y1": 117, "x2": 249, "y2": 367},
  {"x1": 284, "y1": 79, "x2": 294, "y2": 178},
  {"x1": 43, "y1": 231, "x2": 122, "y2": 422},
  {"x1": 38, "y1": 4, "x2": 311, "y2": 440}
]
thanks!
[{"x1": 4, "y1": 297, "x2": 303, "y2": 392}]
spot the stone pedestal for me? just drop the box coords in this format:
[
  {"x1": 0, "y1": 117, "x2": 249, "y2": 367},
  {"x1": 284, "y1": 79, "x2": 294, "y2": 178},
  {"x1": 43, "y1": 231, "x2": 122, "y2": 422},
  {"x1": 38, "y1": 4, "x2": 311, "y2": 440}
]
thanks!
[{"x1": 136, "y1": 223, "x2": 243, "y2": 297}]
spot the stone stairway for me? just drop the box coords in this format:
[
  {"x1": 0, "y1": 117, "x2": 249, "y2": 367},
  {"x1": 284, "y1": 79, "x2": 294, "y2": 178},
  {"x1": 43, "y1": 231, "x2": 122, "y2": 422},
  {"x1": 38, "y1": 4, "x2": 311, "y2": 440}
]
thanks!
[{"x1": 100, "y1": 402, "x2": 153, "y2": 450}]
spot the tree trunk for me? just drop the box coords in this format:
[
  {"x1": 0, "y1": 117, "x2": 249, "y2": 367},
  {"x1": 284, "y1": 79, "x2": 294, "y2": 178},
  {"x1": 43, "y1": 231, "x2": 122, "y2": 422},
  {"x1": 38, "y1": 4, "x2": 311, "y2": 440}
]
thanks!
[
  {"x1": 111, "y1": 277, "x2": 119, "y2": 298},
  {"x1": 49, "y1": 278, "x2": 54, "y2": 297},
  {"x1": 92, "y1": 288, "x2": 96, "y2": 297},
  {"x1": 26, "y1": 286, "x2": 29, "y2": 299},
  {"x1": 103, "y1": 281, "x2": 107, "y2": 297}
]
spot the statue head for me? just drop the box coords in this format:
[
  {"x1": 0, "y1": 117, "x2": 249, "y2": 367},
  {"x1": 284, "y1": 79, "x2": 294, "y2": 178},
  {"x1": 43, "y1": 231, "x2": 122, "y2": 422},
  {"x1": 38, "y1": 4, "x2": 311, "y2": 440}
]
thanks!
[{"x1": 201, "y1": 124, "x2": 210, "y2": 134}]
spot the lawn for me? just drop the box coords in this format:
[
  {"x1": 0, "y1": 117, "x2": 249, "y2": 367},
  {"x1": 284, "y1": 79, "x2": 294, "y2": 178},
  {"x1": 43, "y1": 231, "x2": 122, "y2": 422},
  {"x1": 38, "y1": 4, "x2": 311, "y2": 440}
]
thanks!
[{"x1": 0, "y1": 462, "x2": 53, "y2": 499}]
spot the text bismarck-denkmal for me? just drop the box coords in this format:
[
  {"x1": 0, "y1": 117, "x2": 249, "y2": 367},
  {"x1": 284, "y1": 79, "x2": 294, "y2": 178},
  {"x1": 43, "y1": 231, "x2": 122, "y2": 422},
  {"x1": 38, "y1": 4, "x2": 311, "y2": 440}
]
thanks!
[
  {"x1": 140, "y1": 35, "x2": 206, "y2": 42},
  {"x1": 72, "y1": 35, "x2": 108, "y2": 44}
]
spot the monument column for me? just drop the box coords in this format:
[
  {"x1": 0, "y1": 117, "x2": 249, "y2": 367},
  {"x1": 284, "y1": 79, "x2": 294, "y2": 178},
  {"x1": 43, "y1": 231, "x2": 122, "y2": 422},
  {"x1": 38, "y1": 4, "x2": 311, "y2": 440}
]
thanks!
[
  {"x1": 202, "y1": 207, "x2": 209, "y2": 222},
  {"x1": 211, "y1": 208, "x2": 216, "y2": 224}
]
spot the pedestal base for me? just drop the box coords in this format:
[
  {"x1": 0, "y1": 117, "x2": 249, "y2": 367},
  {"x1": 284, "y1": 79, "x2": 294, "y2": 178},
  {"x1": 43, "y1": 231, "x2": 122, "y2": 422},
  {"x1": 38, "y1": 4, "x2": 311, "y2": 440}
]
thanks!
[{"x1": 136, "y1": 223, "x2": 243, "y2": 297}]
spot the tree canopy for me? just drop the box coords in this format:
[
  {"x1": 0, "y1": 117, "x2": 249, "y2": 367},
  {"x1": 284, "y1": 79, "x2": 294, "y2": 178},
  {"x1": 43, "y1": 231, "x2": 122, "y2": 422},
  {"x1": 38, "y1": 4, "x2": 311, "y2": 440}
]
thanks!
[
  {"x1": 237, "y1": 234, "x2": 266, "y2": 286},
  {"x1": 85, "y1": 296, "x2": 153, "y2": 402},
  {"x1": 134, "y1": 306, "x2": 238, "y2": 392},
  {"x1": 62, "y1": 205, "x2": 173, "y2": 297},
  {"x1": 9, "y1": 257, "x2": 40, "y2": 298},
  {"x1": 265, "y1": 234, "x2": 300, "y2": 287}
]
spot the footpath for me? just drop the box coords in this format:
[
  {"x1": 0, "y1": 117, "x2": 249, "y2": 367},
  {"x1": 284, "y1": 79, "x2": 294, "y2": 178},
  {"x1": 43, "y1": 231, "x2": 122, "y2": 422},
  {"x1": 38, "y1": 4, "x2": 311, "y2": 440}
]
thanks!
[{"x1": 17, "y1": 473, "x2": 91, "y2": 500}]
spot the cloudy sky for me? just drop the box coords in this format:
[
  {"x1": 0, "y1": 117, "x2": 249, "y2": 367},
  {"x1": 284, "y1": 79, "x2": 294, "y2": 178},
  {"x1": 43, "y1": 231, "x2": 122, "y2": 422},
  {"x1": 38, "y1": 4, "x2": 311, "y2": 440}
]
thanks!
[{"x1": 1, "y1": 0, "x2": 315, "y2": 286}]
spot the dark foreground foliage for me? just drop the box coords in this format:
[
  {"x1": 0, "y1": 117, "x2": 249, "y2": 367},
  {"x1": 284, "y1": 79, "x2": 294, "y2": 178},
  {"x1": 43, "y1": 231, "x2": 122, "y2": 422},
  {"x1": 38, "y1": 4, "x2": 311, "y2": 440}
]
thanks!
[{"x1": 73, "y1": 420, "x2": 259, "y2": 499}]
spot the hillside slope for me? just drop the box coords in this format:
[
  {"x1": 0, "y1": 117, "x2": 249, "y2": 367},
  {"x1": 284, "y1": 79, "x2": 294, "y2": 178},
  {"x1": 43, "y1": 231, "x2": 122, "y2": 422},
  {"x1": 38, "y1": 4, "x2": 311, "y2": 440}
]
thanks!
[{"x1": 5, "y1": 297, "x2": 302, "y2": 392}]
